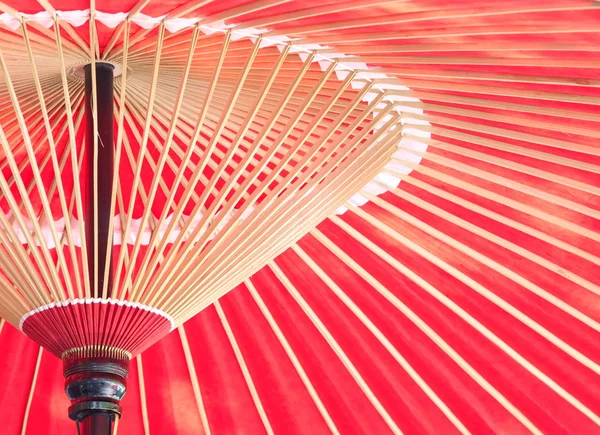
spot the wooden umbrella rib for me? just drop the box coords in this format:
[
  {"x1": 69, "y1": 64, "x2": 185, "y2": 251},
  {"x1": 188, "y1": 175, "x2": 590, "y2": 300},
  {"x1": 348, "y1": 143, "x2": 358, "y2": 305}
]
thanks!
[
  {"x1": 404, "y1": 130, "x2": 600, "y2": 175},
  {"x1": 0, "y1": 211, "x2": 52, "y2": 308},
  {"x1": 151, "y1": 62, "x2": 359, "y2": 306},
  {"x1": 53, "y1": 15, "x2": 91, "y2": 298},
  {"x1": 102, "y1": 0, "x2": 150, "y2": 59},
  {"x1": 363, "y1": 68, "x2": 600, "y2": 88},
  {"x1": 0, "y1": 157, "x2": 62, "y2": 302},
  {"x1": 20, "y1": 21, "x2": 85, "y2": 300},
  {"x1": 245, "y1": 278, "x2": 341, "y2": 435},
  {"x1": 171, "y1": 113, "x2": 396, "y2": 310},
  {"x1": 116, "y1": 94, "x2": 210, "y2": 205},
  {"x1": 311, "y1": 228, "x2": 544, "y2": 434},
  {"x1": 396, "y1": 173, "x2": 600, "y2": 266},
  {"x1": 0, "y1": 81, "x2": 79, "y2": 177},
  {"x1": 136, "y1": 355, "x2": 151, "y2": 435},
  {"x1": 387, "y1": 160, "x2": 600, "y2": 244},
  {"x1": 194, "y1": 126, "x2": 401, "y2": 304},
  {"x1": 36, "y1": 0, "x2": 89, "y2": 55},
  {"x1": 178, "y1": 325, "x2": 212, "y2": 435},
  {"x1": 422, "y1": 119, "x2": 600, "y2": 157},
  {"x1": 151, "y1": 51, "x2": 329, "y2": 299},
  {"x1": 0, "y1": 50, "x2": 72, "y2": 300},
  {"x1": 198, "y1": 0, "x2": 292, "y2": 25},
  {"x1": 214, "y1": 301, "x2": 275, "y2": 435},
  {"x1": 268, "y1": 260, "x2": 403, "y2": 434},
  {"x1": 386, "y1": 81, "x2": 600, "y2": 107},
  {"x1": 141, "y1": 42, "x2": 309, "y2": 302},
  {"x1": 103, "y1": 19, "x2": 131, "y2": 300},
  {"x1": 174, "y1": 143, "x2": 397, "y2": 321},
  {"x1": 398, "y1": 91, "x2": 600, "y2": 124},
  {"x1": 19, "y1": 347, "x2": 43, "y2": 435},
  {"x1": 328, "y1": 215, "x2": 600, "y2": 427},
  {"x1": 411, "y1": 104, "x2": 600, "y2": 140},
  {"x1": 406, "y1": 143, "x2": 600, "y2": 206},
  {"x1": 359, "y1": 190, "x2": 600, "y2": 348},
  {"x1": 135, "y1": 42, "x2": 292, "y2": 298},
  {"x1": 291, "y1": 243, "x2": 471, "y2": 434},
  {"x1": 113, "y1": 21, "x2": 165, "y2": 297},
  {"x1": 0, "y1": 248, "x2": 36, "y2": 309},
  {"x1": 233, "y1": 0, "x2": 398, "y2": 30},
  {"x1": 295, "y1": 25, "x2": 600, "y2": 45},
  {"x1": 170, "y1": 108, "x2": 399, "y2": 318},
  {"x1": 123, "y1": 24, "x2": 201, "y2": 301}
]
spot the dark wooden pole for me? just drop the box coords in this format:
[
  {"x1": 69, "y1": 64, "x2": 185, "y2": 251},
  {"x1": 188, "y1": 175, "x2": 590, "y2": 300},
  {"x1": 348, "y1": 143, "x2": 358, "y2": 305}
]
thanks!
[{"x1": 84, "y1": 62, "x2": 114, "y2": 297}]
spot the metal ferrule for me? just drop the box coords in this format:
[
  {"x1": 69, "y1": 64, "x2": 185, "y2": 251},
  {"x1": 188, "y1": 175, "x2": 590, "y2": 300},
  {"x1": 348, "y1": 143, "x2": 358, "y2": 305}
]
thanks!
[{"x1": 63, "y1": 358, "x2": 130, "y2": 424}]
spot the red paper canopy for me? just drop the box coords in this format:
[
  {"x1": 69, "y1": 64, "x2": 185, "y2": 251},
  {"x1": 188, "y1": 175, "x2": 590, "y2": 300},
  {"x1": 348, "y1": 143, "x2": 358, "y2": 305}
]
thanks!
[{"x1": 0, "y1": 0, "x2": 598, "y2": 434}]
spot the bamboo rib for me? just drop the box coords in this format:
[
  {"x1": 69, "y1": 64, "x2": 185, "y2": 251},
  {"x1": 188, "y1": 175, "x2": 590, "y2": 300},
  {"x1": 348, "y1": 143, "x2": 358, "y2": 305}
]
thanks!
[
  {"x1": 20, "y1": 347, "x2": 42, "y2": 435},
  {"x1": 135, "y1": 42, "x2": 292, "y2": 297},
  {"x1": 352, "y1": 194, "x2": 600, "y2": 364},
  {"x1": 112, "y1": 21, "x2": 165, "y2": 296},
  {"x1": 140, "y1": 49, "x2": 321, "y2": 302},
  {"x1": 136, "y1": 355, "x2": 150, "y2": 435},
  {"x1": 197, "y1": 0, "x2": 292, "y2": 25},
  {"x1": 371, "y1": 184, "x2": 600, "y2": 293},
  {"x1": 102, "y1": 19, "x2": 131, "y2": 299},
  {"x1": 385, "y1": 161, "x2": 600, "y2": 244},
  {"x1": 35, "y1": 0, "x2": 89, "y2": 55},
  {"x1": 295, "y1": 25, "x2": 600, "y2": 45},
  {"x1": 21, "y1": 21, "x2": 84, "y2": 297},
  {"x1": 124, "y1": 25, "x2": 202, "y2": 301},
  {"x1": 310, "y1": 229, "x2": 543, "y2": 434},
  {"x1": 401, "y1": 144, "x2": 599, "y2": 214},
  {"x1": 215, "y1": 301, "x2": 275, "y2": 435},
  {"x1": 53, "y1": 15, "x2": 91, "y2": 298},
  {"x1": 156, "y1": 80, "x2": 377, "y2": 312},
  {"x1": 269, "y1": 260, "x2": 403, "y2": 434},
  {"x1": 0, "y1": 48, "x2": 74, "y2": 299},
  {"x1": 178, "y1": 325, "x2": 212, "y2": 435},
  {"x1": 233, "y1": 0, "x2": 398, "y2": 30},
  {"x1": 173, "y1": 118, "x2": 402, "y2": 322},
  {"x1": 328, "y1": 215, "x2": 600, "y2": 427},
  {"x1": 244, "y1": 278, "x2": 341, "y2": 435},
  {"x1": 388, "y1": 173, "x2": 600, "y2": 266},
  {"x1": 150, "y1": 55, "x2": 331, "y2": 297},
  {"x1": 290, "y1": 244, "x2": 471, "y2": 435}
]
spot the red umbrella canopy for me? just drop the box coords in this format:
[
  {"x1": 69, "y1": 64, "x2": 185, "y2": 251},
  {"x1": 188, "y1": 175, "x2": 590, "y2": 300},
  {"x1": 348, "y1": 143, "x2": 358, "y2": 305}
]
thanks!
[{"x1": 0, "y1": 0, "x2": 599, "y2": 434}]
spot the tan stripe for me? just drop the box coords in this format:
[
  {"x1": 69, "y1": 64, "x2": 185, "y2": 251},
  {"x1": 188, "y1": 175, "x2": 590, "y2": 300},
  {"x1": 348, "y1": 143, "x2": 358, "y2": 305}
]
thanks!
[
  {"x1": 215, "y1": 301, "x2": 274, "y2": 434},
  {"x1": 245, "y1": 279, "x2": 341, "y2": 435},
  {"x1": 21, "y1": 347, "x2": 43, "y2": 435},
  {"x1": 178, "y1": 326, "x2": 212, "y2": 435}
]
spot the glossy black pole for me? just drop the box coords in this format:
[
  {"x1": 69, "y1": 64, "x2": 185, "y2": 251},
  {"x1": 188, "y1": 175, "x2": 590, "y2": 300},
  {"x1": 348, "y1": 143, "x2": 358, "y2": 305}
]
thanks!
[
  {"x1": 76, "y1": 414, "x2": 114, "y2": 435},
  {"x1": 84, "y1": 63, "x2": 114, "y2": 296},
  {"x1": 79, "y1": 63, "x2": 116, "y2": 435}
]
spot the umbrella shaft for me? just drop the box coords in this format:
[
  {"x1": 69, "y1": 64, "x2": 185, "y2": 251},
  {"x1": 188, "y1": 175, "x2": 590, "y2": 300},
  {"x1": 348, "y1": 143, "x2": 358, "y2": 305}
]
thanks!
[
  {"x1": 77, "y1": 413, "x2": 113, "y2": 435},
  {"x1": 84, "y1": 63, "x2": 115, "y2": 296}
]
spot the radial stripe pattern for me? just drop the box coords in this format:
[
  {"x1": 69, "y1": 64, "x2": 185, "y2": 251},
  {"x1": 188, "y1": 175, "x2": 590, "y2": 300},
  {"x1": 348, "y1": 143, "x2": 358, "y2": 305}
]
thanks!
[{"x1": 0, "y1": 0, "x2": 599, "y2": 433}]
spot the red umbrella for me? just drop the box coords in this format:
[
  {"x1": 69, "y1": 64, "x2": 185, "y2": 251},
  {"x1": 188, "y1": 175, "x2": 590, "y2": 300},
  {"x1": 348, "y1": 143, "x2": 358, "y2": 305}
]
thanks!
[{"x1": 0, "y1": 0, "x2": 599, "y2": 434}]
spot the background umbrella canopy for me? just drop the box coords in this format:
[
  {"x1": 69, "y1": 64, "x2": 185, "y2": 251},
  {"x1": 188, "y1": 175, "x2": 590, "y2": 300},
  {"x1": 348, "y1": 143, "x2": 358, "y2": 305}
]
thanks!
[{"x1": 0, "y1": 0, "x2": 599, "y2": 434}]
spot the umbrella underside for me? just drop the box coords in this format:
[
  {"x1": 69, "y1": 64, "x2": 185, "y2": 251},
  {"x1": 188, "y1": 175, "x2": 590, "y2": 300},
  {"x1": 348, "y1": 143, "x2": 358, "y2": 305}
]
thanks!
[{"x1": 0, "y1": 0, "x2": 599, "y2": 434}]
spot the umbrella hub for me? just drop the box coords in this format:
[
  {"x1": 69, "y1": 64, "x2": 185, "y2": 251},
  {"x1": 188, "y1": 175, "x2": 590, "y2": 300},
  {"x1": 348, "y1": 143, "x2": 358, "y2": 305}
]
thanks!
[
  {"x1": 64, "y1": 356, "x2": 129, "y2": 435},
  {"x1": 68, "y1": 60, "x2": 123, "y2": 82}
]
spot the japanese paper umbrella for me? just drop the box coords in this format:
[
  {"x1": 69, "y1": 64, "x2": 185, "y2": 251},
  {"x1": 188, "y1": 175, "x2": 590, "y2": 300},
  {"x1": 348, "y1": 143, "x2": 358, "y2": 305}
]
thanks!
[{"x1": 0, "y1": 0, "x2": 599, "y2": 434}]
